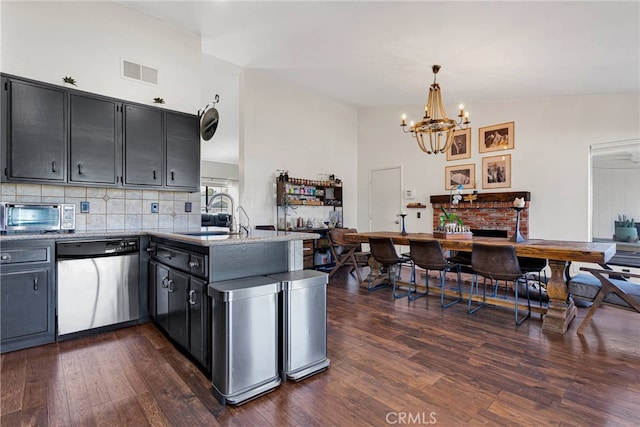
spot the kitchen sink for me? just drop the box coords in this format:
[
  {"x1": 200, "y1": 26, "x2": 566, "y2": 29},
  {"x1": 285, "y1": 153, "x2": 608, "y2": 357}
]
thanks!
[{"x1": 178, "y1": 231, "x2": 239, "y2": 236}]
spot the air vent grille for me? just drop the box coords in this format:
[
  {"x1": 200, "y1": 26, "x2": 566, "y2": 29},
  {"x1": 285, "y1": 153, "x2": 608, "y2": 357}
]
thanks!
[{"x1": 122, "y1": 59, "x2": 158, "y2": 85}]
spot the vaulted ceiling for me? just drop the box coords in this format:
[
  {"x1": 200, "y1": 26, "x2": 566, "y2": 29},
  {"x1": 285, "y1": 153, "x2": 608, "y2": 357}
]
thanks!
[{"x1": 118, "y1": 1, "x2": 640, "y2": 163}]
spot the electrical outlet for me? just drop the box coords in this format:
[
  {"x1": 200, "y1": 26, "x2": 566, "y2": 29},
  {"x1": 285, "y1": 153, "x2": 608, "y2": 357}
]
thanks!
[
  {"x1": 151, "y1": 202, "x2": 159, "y2": 213},
  {"x1": 185, "y1": 202, "x2": 192, "y2": 213},
  {"x1": 80, "y1": 201, "x2": 90, "y2": 213}
]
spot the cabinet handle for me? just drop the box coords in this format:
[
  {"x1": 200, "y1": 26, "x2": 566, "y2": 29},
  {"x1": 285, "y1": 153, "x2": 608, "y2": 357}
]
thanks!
[
  {"x1": 33, "y1": 276, "x2": 38, "y2": 291},
  {"x1": 153, "y1": 170, "x2": 157, "y2": 180},
  {"x1": 0, "y1": 253, "x2": 10, "y2": 261},
  {"x1": 171, "y1": 171, "x2": 175, "y2": 181},
  {"x1": 78, "y1": 164, "x2": 83, "y2": 175},
  {"x1": 189, "y1": 290, "x2": 198, "y2": 305},
  {"x1": 161, "y1": 276, "x2": 169, "y2": 289},
  {"x1": 167, "y1": 279, "x2": 175, "y2": 293},
  {"x1": 51, "y1": 160, "x2": 57, "y2": 173}
]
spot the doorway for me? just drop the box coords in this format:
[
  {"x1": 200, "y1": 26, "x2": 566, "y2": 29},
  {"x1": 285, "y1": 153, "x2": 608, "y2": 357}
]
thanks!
[
  {"x1": 590, "y1": 139, "x2": 640, "y2": 241},
  {"x1": 369, "y1": 167, "x2": 403, "y2": 232}
]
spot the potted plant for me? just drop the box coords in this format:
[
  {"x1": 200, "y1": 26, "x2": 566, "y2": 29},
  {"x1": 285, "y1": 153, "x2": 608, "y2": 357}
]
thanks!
[
  {"x1": 439, "y1": 207, "x2": 463, "y2": 232},
  {"x1": 62, "y1": 76, "x2": 77, "y2": 87},
  {"x1": 614, "y1": 214, "x2": 638, "y2": 242}
]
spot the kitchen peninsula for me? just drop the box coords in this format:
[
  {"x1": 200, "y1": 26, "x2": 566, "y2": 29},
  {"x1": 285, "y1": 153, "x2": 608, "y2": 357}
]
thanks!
[{"x1": 0, "y1": 229, "x2": 317, "y2": 356}]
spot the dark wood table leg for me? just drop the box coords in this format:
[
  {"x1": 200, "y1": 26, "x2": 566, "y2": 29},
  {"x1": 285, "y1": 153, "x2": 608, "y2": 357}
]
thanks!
[{"x1": 542, "y1": 259, "x2": 577, "y2": 334}]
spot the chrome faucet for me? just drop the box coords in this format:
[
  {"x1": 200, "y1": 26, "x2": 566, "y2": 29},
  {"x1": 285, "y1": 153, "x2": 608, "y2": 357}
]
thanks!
[
  {"x1": 207, "y1": 192, "x2": 236, "y2": 232},
  {"x1": 236, "y1": 205, "x2": 250, "y2": 234}
]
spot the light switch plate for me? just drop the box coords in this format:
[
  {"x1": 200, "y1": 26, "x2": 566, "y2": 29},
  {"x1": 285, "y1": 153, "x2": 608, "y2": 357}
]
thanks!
[
  {"x1": 80, "y1": 201, "x2": 90, "y2": 213},
  {"x1": 151, "y1": 202, "x2": 159, "y2": 213}
]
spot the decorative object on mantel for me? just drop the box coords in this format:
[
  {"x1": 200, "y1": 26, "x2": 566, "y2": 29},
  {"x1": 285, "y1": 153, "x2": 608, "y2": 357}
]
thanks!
[
  {"x1": 153, "y1": 97, "x2": 165, "y2": 104},
  {"x1": 445, "y1": 163, "x2": 476, "y2": 190},
  {"x1": 482, "y1": 154, "x2": 511, "y2": 189},
  {"x1": 450, "y1": 184, "x2": 464, "y2": 206},
  {"x1": 463, "y1": 191, "x2": 478, "y2": 205},
  {"x1": 614, "y1": 214, "x2": 638, "y2": 242},
  {"x1": 479, "y1": 121, "x2": 514, "y2": 153},
  {"x1": 510, "y1": 198, "x2": 527, "y2": 242},
  {"x1": 62, "y1": 76, "x2": 77, "y2": 87},
  {"x1": 400, "y1": 65, "x2": 470, "y2": 154}
]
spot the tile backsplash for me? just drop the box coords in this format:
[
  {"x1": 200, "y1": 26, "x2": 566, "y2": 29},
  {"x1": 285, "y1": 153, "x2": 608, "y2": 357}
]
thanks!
[{"x1": 1, "y1": 183, "x2": 201, "y2": 232}]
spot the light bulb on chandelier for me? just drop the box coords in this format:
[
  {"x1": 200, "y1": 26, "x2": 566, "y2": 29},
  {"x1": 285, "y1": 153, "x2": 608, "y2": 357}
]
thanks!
[{"x1": 400, "y1": 65, "x2": 470, "y2": 154}]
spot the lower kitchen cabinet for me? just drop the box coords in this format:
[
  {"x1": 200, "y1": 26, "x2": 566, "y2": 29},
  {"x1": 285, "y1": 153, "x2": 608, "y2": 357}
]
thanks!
[
  {"x1": 149, "y1": 244, "x2": 210, "y2": 371},
  {"x1": 0, "y1": 240, "x2": 55, "y2": 353},
  {"x1": 189, "y1": 277, "x2": 209, "y2": 369}
]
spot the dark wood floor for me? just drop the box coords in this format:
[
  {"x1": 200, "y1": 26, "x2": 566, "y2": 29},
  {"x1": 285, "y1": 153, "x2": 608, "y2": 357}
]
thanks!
[{"x1": 2, "y1": 269, "x2": 639, "y2": 426}]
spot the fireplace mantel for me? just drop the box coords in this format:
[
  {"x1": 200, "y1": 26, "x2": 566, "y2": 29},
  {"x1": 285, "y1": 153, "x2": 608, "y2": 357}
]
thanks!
[
  {"x1": 430, "y1": 191, "x2": 531, "y2": 204},
  {"x1": 430, "y1": 191, "x2": 531, "y2": 238}
]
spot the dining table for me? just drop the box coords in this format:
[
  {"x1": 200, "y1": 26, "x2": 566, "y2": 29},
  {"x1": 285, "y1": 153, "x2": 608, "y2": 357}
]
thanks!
[{"x1": 343, "y1": 231, "x2": 617, "y2": 334}]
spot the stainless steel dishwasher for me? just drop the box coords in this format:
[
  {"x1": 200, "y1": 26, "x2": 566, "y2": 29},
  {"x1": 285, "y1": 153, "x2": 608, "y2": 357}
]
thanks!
[{"x1": 56, "y1": 238, "x2": 140, "y2": 337}]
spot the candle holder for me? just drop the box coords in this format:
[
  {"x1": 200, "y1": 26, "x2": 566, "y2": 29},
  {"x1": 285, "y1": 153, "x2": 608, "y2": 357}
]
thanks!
[
  {"x1": 399, "y1": 213, "x2": 408, "y2": 235},
  {"x1": 510, "y1": 206, "x2": 526, "y2": 243}
]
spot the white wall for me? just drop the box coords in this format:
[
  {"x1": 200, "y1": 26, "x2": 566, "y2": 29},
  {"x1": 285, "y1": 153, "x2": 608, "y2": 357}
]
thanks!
[
  {"x1": 358, "y1": 93, "x2": 640, "y2": 241},
  {"x1": 240, "y1": 71, "x2": 358, "y2": 228},
  {"x1": 200, "y1": 53, "x2": 241, "y2": 164},
  {"x1": 1, "y1": 1, "x2": 201, "y2": 113}
]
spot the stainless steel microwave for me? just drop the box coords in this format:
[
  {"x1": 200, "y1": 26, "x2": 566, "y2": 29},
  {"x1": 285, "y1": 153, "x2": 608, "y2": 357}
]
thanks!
[{"x1": 0, "y1": 203, "x2": 75, "y2": 232}]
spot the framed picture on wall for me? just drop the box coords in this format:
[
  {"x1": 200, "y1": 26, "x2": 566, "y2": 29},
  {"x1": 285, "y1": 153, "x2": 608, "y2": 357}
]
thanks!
[
  {"x1": 482, "y1": 154, "x2": 511, "y2": 189},
  {"x1": 445, "y1": 163, "x2": 476, "y2": 190},
  {"x1": 479, "y1": 121, "x2": 514, "y2": 153},
  {"x1": 446, "y1": 128, "x2": 472, "y2": 161}
]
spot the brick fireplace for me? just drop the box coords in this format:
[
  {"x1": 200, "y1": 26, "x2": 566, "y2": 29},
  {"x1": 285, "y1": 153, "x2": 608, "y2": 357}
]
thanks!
[{"x1": 430, "y1": 191, "x2": 531, "y2": 238}]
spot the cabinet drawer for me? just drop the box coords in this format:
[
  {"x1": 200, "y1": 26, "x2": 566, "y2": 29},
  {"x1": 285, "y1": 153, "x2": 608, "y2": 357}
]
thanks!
[
  {"x1": 1, "y1": 247, "x2": 50, "y2": 265},
  {"x1": 154, "y1": 244, "x2": 190, "y2": 271},
  {"x1": 303, "y1": 240, "x2": 314, "y2": 253}
]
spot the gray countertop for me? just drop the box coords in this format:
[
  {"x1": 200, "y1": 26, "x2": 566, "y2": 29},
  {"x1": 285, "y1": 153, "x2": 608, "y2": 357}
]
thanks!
[{"x1": 0, "y1": 227, "x2": 319, "y2": 246}]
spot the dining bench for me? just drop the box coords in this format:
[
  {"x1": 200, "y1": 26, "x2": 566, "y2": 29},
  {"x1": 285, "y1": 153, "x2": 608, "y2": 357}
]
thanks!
[{"x1": 567, "y1": 267, "x2": 640, "y2": 334}]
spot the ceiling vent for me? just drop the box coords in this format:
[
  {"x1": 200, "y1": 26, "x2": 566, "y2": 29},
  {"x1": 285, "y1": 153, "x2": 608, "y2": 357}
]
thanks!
[{"x1": 122, "y1": 59, "x2": 158, "y2": 86}]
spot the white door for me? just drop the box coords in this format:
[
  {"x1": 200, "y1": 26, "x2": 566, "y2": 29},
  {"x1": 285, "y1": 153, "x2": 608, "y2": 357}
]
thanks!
[{"x1": 369, "y1": 167, "x2": 402, "y2": 232}]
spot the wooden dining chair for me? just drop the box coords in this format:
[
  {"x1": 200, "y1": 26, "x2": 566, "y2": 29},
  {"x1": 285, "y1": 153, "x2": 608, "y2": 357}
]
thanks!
[{"x1": 328, "y1": 228, "x2": 370, "y2": 283}]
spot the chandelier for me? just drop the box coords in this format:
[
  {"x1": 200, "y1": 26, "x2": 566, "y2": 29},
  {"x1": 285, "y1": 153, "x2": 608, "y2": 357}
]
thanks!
[{"x1": 400, "y1": 65, "x2": 470, "y2": 154}]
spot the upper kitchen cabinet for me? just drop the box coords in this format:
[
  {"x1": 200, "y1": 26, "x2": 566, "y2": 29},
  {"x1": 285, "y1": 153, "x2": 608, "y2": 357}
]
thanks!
[
  {"x1": 123, "y1": 104, "x2": 164, "y2": 187},
  {"x1": 69, "y1": 93, "x2": 121, "y2": 185},
  {"x1": 1, "y1": 73, "x2": 200, "y2": 191},
  {"x1": 1, "y1": 76, "x2": 67, "y2": 182},
  {"x1": 165, "y1": 112, "x2": 200, "y2": 190}
]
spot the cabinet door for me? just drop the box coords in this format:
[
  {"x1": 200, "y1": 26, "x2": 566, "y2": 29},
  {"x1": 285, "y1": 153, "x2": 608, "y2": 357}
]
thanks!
[
  {"x1": 69, "y1": 94, "x2": 120, "y2": 185},
  {"x1": 167, "y1": 269, "x2": 189, "y2": 350},
  {"x1": 166, "y1": 112, "x2": 200, "y2": 190},
  {"x1": 156, "y1": 263, "x2": 170, "y2": 332},
  {"x1": 148, "y1": 260, "x2": 158, "y2": 320},
  {"x1": 123, "y1": 104, "x2": 163, "y2": 186},
  {"x1": 189, "y1": 277, "x2": 210, "y2": 369},
  {"x1": 3, "y1": 78, "x2": 66, "y2": 182},
  {"x1": 1, "y1": 269, "x2": 50, "y2": 341}
]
